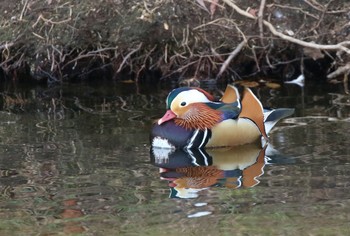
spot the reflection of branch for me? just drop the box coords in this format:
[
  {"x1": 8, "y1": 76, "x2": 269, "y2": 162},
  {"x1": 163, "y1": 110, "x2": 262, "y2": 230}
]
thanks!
[
  {"x1": 74, "y1": 97, "x2": 95, "y2": 114},
  {"x1": 222, "y1": 0, "x2": 350, "y2": 54}
]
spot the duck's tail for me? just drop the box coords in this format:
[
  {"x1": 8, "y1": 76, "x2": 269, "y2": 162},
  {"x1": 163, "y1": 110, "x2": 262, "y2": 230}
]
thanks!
[
  {"x1": 263, "y1": 108, "x2": 295, "y2": 134},
  {"x1": 221, "y1": 84, "x2": 294, "y2": 139}
]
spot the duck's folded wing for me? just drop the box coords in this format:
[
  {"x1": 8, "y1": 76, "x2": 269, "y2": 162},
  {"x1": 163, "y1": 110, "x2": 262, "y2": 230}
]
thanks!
[
  {"x1": 220, "y1": 84, "x2": 241, "y2": 103},
  {"x1": 206, "y1": 101, "x2": 241, "y2": 120}
]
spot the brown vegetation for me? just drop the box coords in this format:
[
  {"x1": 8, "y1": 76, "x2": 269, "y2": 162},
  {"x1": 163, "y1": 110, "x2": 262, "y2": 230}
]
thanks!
[{"x1": 0, "y1": 0, "x2": 349, "y2": 85}]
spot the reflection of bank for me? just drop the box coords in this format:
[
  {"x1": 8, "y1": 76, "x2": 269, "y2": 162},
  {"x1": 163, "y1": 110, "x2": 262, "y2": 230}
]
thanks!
[
  {"x1": 151, "y1": 144, "x2": 287, "y2": 199},
  {"x1": 60, "y1": 199, "x2": 86, "y2": 234}
]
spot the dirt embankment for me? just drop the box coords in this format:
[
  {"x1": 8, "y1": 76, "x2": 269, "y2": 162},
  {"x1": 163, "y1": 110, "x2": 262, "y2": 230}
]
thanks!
[{"x1": 0, "y1": 0, "x2": 349, "y2": 85}]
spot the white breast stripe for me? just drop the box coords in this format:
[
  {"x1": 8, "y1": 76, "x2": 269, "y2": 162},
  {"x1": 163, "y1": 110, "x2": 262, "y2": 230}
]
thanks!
[
  {"x1": 198, "y1": 129, "x2": 208, "y2": 148},
  {"x1": 187, "y1": 129, "x2": 199, "y2": 149}
]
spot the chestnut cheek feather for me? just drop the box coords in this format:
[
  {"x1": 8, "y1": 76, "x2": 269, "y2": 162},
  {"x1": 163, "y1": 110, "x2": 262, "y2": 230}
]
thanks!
[{"x1": 174, "y1": 104, "x2": 222, "y2": 130}]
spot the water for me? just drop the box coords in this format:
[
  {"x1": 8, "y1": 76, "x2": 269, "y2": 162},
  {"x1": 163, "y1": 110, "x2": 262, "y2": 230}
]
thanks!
[{"x1": 0, "y1": 81, "x2": 349, "y2": 235}]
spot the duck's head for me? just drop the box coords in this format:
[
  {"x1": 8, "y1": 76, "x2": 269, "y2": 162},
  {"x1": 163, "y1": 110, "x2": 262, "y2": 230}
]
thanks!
[{"x1": 158, "y1": 87, "x2": 221, "y2": 130}]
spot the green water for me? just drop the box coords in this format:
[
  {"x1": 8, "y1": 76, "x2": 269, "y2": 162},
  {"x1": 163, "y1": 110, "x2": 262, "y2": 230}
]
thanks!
[{"x1": 0, "y1": 81, "x2": 349, "y2": 235}]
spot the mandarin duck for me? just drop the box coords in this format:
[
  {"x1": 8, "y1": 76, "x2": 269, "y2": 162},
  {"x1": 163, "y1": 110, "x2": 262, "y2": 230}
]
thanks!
[{"x1": 151, "y1": 85, "x2": 294, "y2": 149}]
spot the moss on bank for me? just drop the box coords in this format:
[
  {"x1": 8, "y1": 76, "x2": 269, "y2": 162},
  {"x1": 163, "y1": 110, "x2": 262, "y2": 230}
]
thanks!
[{"x1": 0, "y1": 0, "x2": 349, "y2": 85}]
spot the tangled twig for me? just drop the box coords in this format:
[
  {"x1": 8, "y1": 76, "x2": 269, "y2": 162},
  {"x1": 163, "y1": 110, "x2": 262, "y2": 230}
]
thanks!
[
  {"x1": 0, "y1": 42, "x2": 14, "y2": 50},
  {"x1": 117, "y1": 43, "x2": 143, "y2": 73},
  {"x1": 327, "y1": 63, "x2": 350, "y2": 79},
  {"x1": 222, "y1": 0, "x2": 350, "y2": 54},
  {"x1": 258, "y1": 0, "x2": 266, "y2": 45}
]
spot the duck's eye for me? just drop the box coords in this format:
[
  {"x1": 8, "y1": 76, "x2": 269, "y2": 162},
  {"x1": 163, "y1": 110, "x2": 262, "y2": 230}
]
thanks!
[{"x1": 180, "y1": 101, "x2": 187, "y2": 107}]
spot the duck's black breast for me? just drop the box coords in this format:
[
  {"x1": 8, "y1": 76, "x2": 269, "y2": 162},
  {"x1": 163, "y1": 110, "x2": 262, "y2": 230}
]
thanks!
[{"x1": 150, "y1": 120, "x2": 211, "y2": 149}]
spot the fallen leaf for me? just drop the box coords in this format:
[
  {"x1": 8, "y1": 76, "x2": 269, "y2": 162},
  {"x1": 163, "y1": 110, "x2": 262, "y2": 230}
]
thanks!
[
  {"x1": 237, "y1": 81, "x2": 260, "y2": 87},
  {"x1": 163, "y1": 22, "x2": 169, "y2": 30},
  {"x1": 266, "y1": 82, "x2": 281, "y2": 89},
  {"x1": 120, "y1": 79, "x2": 135, "y2": 83}
]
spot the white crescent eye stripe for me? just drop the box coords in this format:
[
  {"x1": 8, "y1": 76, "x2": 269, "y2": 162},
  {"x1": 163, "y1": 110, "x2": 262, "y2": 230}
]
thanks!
[{"x1": 171, "y1": 90, "x2": 211, "y2": 110}]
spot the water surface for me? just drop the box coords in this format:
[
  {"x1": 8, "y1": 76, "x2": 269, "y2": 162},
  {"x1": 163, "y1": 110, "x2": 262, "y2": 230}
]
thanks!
[{"x1": 0, "y1": 81, "x2": 349, "y2": 235}]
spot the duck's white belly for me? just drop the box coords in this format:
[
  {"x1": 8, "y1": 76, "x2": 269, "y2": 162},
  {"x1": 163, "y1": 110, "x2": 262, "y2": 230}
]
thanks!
[{"x1": 206, "y1": 119, "x2": 261, "y2": 147}]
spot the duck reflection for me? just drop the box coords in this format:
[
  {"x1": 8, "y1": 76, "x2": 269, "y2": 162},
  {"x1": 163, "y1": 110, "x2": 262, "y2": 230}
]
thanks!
[{"x1": 151, "y1": 144, "x2": 274, "y2": 199}]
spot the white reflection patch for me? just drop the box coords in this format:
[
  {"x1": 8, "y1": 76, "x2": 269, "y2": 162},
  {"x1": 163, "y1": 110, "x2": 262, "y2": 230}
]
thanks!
[{"x1": 187, "y1": 211, "x2": 212, "y2": 218}]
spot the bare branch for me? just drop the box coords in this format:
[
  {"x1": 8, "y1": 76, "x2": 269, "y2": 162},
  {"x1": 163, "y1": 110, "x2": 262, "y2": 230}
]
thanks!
[
  {"x1": 222, "y1": 0, "x2": 350, "y2": 54},
  {"x1": 216, "y1": 40, "x2": 247, "y2": 79},
  {"x1": 19, "y1": 0, "x2": 29, "y2": 21},
  {"x1": 0, "y1": 42, "x2": 14, "y2": 50},
  {"x1": 117, "y1": 43, "x2": 143, "y2": 73},
  {"x1": 327, "y1": 63, "x2": 350, "y2": 79},
  {"x1": 258, "y1": 0, "x2": 266, "y2": 45}
]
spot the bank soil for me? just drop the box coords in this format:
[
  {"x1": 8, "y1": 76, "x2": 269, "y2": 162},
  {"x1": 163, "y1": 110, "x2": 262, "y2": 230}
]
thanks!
[{"x1": 0, "y1": 0, "x2": 349, "y2": 86}]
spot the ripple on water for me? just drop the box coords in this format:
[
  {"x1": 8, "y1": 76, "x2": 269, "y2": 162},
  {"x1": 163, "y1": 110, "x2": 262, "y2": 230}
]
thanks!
[{"x1": 1, "y1": 83, "x2": 350, "y2": 235}]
